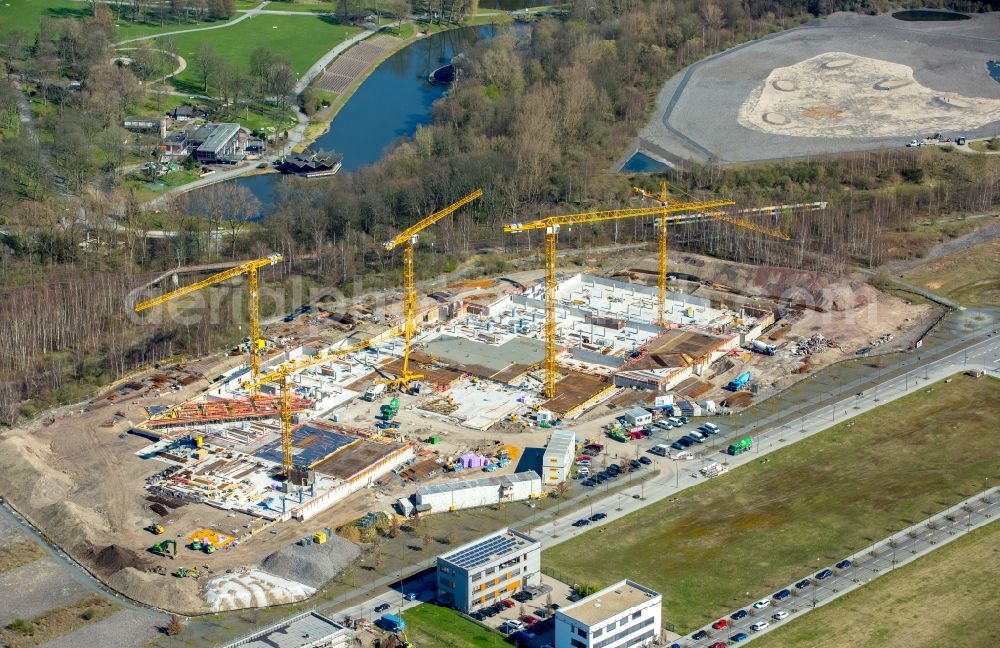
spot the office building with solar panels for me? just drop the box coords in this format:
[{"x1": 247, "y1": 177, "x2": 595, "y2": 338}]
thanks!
[{"x1": 436, "y1": 528, "x2": 541, "y2": 612}]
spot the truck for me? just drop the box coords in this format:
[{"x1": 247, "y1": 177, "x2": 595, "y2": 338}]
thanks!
[
  {"x1": 380, "y1": 397, "x2": 400, "y2": 419},
  {"x1": 379, "y1": 614, "x2": 405, "y2": 632},
  {"x1": 727, "y1": 371, "x2": 752, "y2": 391},
  {"x1": 607, "y1": 429, "x2": 628, "y2": 443},
  {"x1": 727, "y1": 437, "x2": 753, "y2": 456},
  {"x1": 363, "y1": 383, "x2": 386, "y2": 401},
  {"x1": 751, "y1": 340, "x2": 777, "y2": 356},
  {"x1": 699, "y1": 462, "x2": 729, "y2": 478}
]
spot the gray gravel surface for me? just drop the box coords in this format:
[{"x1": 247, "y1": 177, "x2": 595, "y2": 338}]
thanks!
[
  {"x1": 260, "y1": 535, "x2": 361, "y2": 589},
  {"x1": 36, "y1": 610, "x2": 159, "y2": 648},
  {"x1": 637, "y1": 11, "x2": 1000, "y2": 165},
  {"x1": 0, "y1": 558, "x2": 90, "y2": 626}
]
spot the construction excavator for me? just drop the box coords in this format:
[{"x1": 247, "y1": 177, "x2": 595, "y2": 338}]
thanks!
[{"x1": 150, "y1": 540, "x2": 177, "y2": 558}]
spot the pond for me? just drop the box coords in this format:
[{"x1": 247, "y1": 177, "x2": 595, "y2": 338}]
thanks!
[
  {"x1": 194, "y1": 24, "x2": 508, "y2": 214},
  {"x1": 621, "y1": 152, "x2": 669, "y2": 173},
  {"x1": 891, "y1": 9, "x2": 970, "y2": 21}
]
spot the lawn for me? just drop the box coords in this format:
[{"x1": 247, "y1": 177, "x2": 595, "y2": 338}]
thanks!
[
  {"x1": 115, "y1": 14, "x2": 242, "y2": 42},
  {"x1": 262, "y1": 1, "x2": 337, "y2": 11},
  {"x1": 212, "y1": 101, "x2": 298, "y2": 135},
  {"x1": 752, "y1": 521, "x2": 1000, "y2": 648},
  {"x1": 0, "y1": 594, "x2": 118, "y2": 648},
  {"x1": 156, "y1": 16, "x2": 361, "y2": 94},
  {"x1": 125, "y1": 169, "x2": 202, "y2": 202},
  {"x1": 902, "y1": 237, "x2": 1000, "y2": 307},
  {"x1": 542, "y1": 375, "x2": 1000, "y2": 633},
  {"x1": 402, "y1": 604, "x2": 508, "y2": 648},
  {"x1": 0, "y1": 541, "x2": 46, "y2": 574},
  {"x1": 0, "y1": 0, "x2": 89, "y2": 34}
]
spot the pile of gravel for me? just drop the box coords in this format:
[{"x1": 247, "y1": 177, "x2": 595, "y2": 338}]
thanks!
[{"x1": 260, "y1": 535, "x2": 361, "y2": 589}]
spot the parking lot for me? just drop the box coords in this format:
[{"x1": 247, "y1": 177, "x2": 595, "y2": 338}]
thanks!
[{"x1": 468, "y1": 574, "x2": 576, "y2": 648}]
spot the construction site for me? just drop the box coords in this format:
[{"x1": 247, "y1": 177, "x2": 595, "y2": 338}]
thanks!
[{"x1": 0, "y1": 189, "x2": 938, "y2": 617}]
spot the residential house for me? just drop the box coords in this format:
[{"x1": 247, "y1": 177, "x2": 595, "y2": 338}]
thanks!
[{"x1": 281, "y1": 150, "x2": 342, "y2": 177}]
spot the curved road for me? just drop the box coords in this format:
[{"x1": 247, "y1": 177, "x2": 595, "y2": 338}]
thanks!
[{"x1": 115, "y1": 1, "x2": 271, "y2": 46}]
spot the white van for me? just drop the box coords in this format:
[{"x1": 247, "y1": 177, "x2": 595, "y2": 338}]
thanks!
[
  {"x1": 702, "y1": 422, "x2": 719, "y2": 433},
  {"x1": 577, "y1": 467, "x2": 590, "y2": 477},
  {"x1": 689, "y1": 430, "x2": 706, "y2": 442}
]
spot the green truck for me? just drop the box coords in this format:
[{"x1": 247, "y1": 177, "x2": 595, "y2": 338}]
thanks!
[{"x1": 727, "y1": 437, "x2": 752, "y2": 456}]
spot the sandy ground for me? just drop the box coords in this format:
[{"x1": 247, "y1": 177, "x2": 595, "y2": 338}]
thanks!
[
  {"x1": 635, "y1": 11, "x2": 1000, "y2": 164},
  {"x1": 738, "y1": 52, "x2": 1000, "y2": 137},
  {"x1": 0, "y1": 250, "x2": 933, "y2": 615}
]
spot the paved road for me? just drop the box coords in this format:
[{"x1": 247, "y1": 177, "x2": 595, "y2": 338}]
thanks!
[
  {"x1": 678, "y1": 489, "x2": 999, "y2": 647},
  {"x1": 301, "y1": 334, "x2": 1000, "y2": 637}
]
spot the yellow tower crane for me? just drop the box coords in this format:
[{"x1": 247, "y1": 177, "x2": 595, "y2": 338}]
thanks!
[
  {"x1": 382, "y1": 189, "x2": 483, "y2": 390},
  {"x1": 242, "y1": 338, "x2": 373, "y2": 478},
  {"x1": 504, "y1": 197, "x2": 734, "y2": 399},
  {"x1": 134, "y1": 255, "x2": 283, "y2": 394},
  {"x1": 631, "y1": 182, "x2": 829, "y2": 326}
]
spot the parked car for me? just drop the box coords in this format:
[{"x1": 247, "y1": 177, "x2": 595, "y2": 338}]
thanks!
[
  {"x1": 572, "y1": 519, "x2": 590, "y2": 527},
  {"x1": 752, "y1": 598, "x2": 770, "y2": 609},
  {"x1": 404, "y1": 592, "x2": 419, "y2": 601},
  {"x1": 510, "y1": 630, "x2": 536, "y2": 642},
  {"x1": 692, "y1": 630, "x2": 708, "y2": 640},
  {"x1": 750, "y1": 621, "x2": 769, "y2": 632},
  {"x1": 773, "y1": 589, "x2": 791, "y2": 601},
  {"x1": 607, "y1": 464, "x2": 621, "y2": 474},
  {"x1": 670, "y1": 441, "x2": 686, "y2": 450},
  {"x1": 629, "y1": 459, "x2": 642, "y2": 470},
  {"x1": 520, "y1": 615, "x2": 538, "y2": 625},
  {"x1": 689, "y1": 430, "x2": 706, "y2": 442},
  {"x1": 712, "y1": 619, "x2": 729, "y2": 630},
  {"x1": 730, "y1": 609, "x2": 748, "y2": 621},
  {"x1": 589, "y1": 512, "x2": 607, "y2": 521},
  {"x1": 374, "y1": 603, "x2": 390, "y2": 613},
  {"x1": 710, "y1": 643, "x2": 727, "y2": 648},
  {"x1": 582, "y1": 479, "x2": 596, "y2": 487},
  {"x1": 795, "y1": 579, "x2": 812, "y2": 589},
  {"x1": 471, "y1": 610, "x2": 487, "y2": 621},
  {"x1": 481, "y1": 606, "x2": 498, "y2": 617},
  {"x1": 501, "y1": 599, "x2": 515, "y2": 608},
  {"x1": 835, "y1": 559, "x2": 852, "y2": 569},
  {"x1": 676, "y1": 437, "x2": 694, "y2": 448},
  {"x1": 730, "y1": 632, "x2": 749, "y2": 642},
  {"x1": 639, "y1": 456, "x2": 653, "y2": 465},
  {"x1": 772, "y1": 610, "x2": 789, "y2": 621},
  {"x1": 513, "y1": 591, "x2": 533, "y2": 602},
  {"x1": 577, "y1": 459, "x2": 591, "y2": 466},
  {"x1": 815, "y1": 568, "x2": 834, "y2": 580}
]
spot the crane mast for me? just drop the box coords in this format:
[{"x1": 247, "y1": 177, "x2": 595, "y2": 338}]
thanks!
[
  {"x1": 243, "y1": 338, "x2": 373, "y2": 478},
  {"x1": 383, "y1": 189, "x2": 483, "y2": 390},
  {"x1": 133, "y1": 255, "x2": 283, "y2": 394}
]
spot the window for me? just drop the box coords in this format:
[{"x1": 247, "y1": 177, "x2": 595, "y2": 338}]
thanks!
[
  {"x1": 472, "y1": 572, "x2": 482, "y2": 582},
  {"x1": 577, "y1": 627, "x2": 586, "y2": 638},
  {"x1": 632, "y1": 611, "x2": 641, "y2": 620},
  {"x1": 485, "y1": 567, "x2": 496, "y2": 575},
  {"x1": 593, "y1": 628, "x2": 603, "y2": 638},
  {"x1": 570, "y1": 640, "x2": 586, "y2": 648}
]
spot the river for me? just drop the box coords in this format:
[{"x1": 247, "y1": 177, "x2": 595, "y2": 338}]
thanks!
[{"x1": 220, "y1": 24, "x2": 504, "y2": 214}]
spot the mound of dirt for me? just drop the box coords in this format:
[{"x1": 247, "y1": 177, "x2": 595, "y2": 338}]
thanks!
[
  {"x1": 85, "y1": 544, "x2": 151, "y2": 576},
  {"x1": 672, "y1": 254, "x2": 880, "y2": 311},
  {"x1": 260, "y1": 535, "x2": 361, "y2": 589},
  {"x1": 0, "y1": 436, "x2": 74, "y2": 508},
  {"x1": 106, "y1": 567, "x2": 206, "y2": 615}
]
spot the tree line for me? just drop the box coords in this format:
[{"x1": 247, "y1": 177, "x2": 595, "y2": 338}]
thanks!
[{"x1": 1, "y1": 0, "x2": 998, "y2": 423}]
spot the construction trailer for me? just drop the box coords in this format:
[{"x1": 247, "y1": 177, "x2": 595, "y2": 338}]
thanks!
[
  {"x1": 409, "y1": 471, "x2": 541, "y2": 513},
  {"x1": 541, "y1": 430, "x2": 576, "y2": 484}
]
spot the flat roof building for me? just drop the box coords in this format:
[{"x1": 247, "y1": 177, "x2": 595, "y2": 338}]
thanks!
[
  {"x1": 221, "y1": 611, "x2": 352, "y2": 648},
  {"x1": 555, "y1": 580, "x2": 661, "y2": 648},
  {"x1": 413, "y1": 471, "x2": 541, "y2": 513},
  {"x1": 542, "y1": 430, "x2": 576, "y2": 484},
  {"x1": 622, "y1": 408, "x2": 652, "y2": 427},
  {"x1": 437, "y1": 527, "x2": 540, "y2": 613}
]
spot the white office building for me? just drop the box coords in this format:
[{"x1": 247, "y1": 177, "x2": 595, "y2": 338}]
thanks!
[
  {"x1": 555, "y1": 580, "x2": 661, "y2": 648},
  {"x1": 622, "y1": 408, "x2": 653, "y2": 428},
  {"x1": 436, "y1": 528, "x2": 541, "y2": 613},
  {"x1": 542, "y1": 430, "x2": 576, "y2": 484}
]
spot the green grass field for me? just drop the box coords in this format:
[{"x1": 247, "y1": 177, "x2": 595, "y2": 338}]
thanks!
[
  {"x1": 261, "y1": 1, "x2": 337, "y2": 11},
  {"x1": 0, "y1": 0, "x2": 89, "y2": 34},
  {"x1": 543, "y1": 375, "x2": 1000, "y2": 633},
  {"x1": 903, "y1": 238, "x2": 1000, "y2": 307},
  {"x1": 115, "y1": 14, "x2": 242, "y2": 42},
  {"x1": 156, "y1": 15, "x2": 360, "y2": 94},
  {"x1": 752, "y1": 521, "x2": 1000, "y2": 648},
  {"x1": 402, "y1": 604, "x2": 508, "y2": 648}
]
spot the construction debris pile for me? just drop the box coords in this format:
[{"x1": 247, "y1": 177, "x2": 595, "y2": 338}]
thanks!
[{"x1": 791, "y1": 333, "x2": 836, "y2": 356}]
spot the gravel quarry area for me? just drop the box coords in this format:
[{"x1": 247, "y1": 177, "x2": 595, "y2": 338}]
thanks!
[
  {"x1": 634, "y1": 11, "x2": 1000, "y2": 165},
  {"x1": 260, "y1": 534, "x2": 362, "y2": 589}
]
